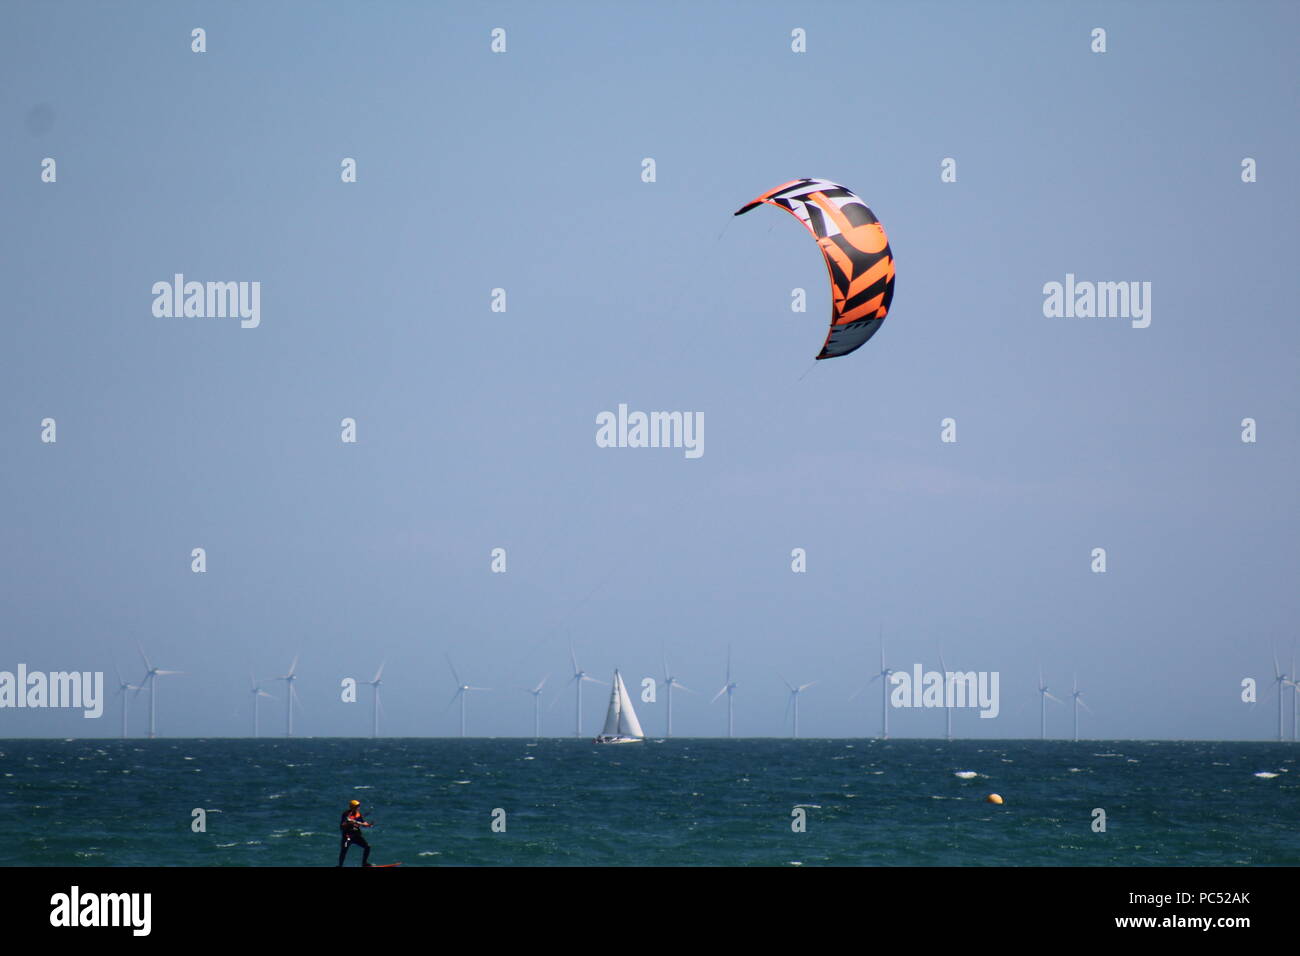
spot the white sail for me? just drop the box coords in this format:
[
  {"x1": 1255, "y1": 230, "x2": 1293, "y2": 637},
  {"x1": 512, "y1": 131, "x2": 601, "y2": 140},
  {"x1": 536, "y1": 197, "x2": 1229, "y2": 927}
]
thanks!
[
  {"x1": 596, "y1": 670, "x2": 645, "y2": 741},
  {"x1": 601, "y1": 674, "x2": 623, "y2": 737},
  {"x1": 613, "y1": 671, "x2": 644, "y2": 738}
]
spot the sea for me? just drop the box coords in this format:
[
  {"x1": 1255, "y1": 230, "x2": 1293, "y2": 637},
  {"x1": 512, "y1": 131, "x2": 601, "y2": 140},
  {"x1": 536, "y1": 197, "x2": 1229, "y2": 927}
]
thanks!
[{"x1": 3, "y1": 738, "x2": 1298, "y2": 866}]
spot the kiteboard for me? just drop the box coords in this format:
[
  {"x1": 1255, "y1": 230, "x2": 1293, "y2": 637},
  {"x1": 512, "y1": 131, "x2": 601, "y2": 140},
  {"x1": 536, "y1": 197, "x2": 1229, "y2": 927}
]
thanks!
[{"x1": 367, "y1": 862, "x2": 402, "y2": 867}]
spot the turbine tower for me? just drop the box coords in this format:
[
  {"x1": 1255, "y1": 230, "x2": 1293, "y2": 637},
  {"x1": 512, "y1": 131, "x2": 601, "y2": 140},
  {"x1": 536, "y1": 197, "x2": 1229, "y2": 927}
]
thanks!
[
  {"x1": 522, "y1": 674, "x2": 549, "y2": 737},
  {"x1": 562, "y1": 645, "x2": 605, "y2": 737},
  {"x1": 1068, "y1": 674, "x2": 1092, "y2": 742},
  {"x1": 271, "y1": 657, "x2": 303, "y2": 737},
  {"x1": 447, "y1": 655, "x2": 489, "y2": 737},
  {"x1": 137, "y1": 644, "x2": 183, "y2": 739},
  {"x1": 858, "y1": 642, "x2": 894, "y2": 739},
  {"x1": 782, "y1": 678, "x2": 815, "y2": 738},
  {"x1": 112, "y1": 664, "x2": 140, "y2": 739},
  {"x1": 362, "y1": 661, "x2": 385, "y2": 738},
  {"x1": 1291, "y1": 648, "x2": 1298, "y2": 742},
  {"x1": 710, "y1": 645, "x2": 738, "y2": 738},
  {"x1": 249, "y1": 673, "x2": 273, "y2": 738},
  {"x1": 1037, "y1": 668, "x2": 1062, "y2": 740},
  {"x1": 662, "y1": 649, "x2": 693, "y2": 737},
  {"x1": 1271, "y1": 651, "x2": 1289, "y2": 742}
]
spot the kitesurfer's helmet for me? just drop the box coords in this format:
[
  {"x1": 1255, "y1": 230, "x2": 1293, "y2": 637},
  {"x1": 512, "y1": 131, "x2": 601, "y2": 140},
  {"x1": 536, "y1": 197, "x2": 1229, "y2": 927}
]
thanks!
[{"x1": 349, "y1": 800, "x2": 361, "y2": 807}]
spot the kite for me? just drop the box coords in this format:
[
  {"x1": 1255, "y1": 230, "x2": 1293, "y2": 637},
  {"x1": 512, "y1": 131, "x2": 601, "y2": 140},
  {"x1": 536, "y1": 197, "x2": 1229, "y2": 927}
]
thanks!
[{"x1": 735, "y1": 178, "x2": 895, "y2": 360}]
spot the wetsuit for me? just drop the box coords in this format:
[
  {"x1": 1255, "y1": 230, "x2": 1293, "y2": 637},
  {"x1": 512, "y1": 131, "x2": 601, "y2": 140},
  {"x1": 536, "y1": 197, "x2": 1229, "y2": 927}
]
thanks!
[{"x1": 338, "y1": 808, "x2": 371, "y2": 866}]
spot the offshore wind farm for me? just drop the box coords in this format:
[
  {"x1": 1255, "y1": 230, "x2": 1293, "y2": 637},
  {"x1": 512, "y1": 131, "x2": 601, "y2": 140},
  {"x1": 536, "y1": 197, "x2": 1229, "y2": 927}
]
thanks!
[{"x1": 33, "y1": 643, "x2": 1300, "y2": 743}]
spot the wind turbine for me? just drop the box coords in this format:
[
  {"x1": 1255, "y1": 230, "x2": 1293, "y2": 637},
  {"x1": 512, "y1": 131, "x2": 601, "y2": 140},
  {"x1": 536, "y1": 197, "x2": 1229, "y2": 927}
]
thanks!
[
  {"x1": 248, "y1": 673, "x2": 273, "y2": 738},
  {"x1": 446, "y1": 655, "x2": 489, "y2": 737},
  {"x1": 782, "y1": 678, "x2": 816, "y2": 738},
  {"x1": 710, "y1": 644, "x2": 738, "y2": 738},
  {"x1": 852, "y1": 642, "x2": 894, "y2": 739},
  {"x1": 270, "y1": 657, "x2": 304, "y2": 737},
  {"x1": 521, "y1": 674, "x2": 549, "y2": 737},
  {"x1": 662, "y1": 649, "x2": 693, "y2": 737},
  {"x1": 137, "y1": 644, "x2": 183, "y2": 739},
  {"x1": 1269, "y1": 650, "x2": 1289, "y2": 742},
  {"x1": 1068, "y1": 674, "x2": 1092, "y2": 742},
  {"x1": 559, "y1": 645, "x2": 605, "y2": 737},
  {"x1": 1291, "y1": 648, "x2": 1298, "y2": 743},
  {"x1": 362, "y1": 661, "x2": 385, "y2": 738},
  {"x1": 112, "y1": 664, "x2": 140, "y2": 739},
  {"x1": 1037, "y1": 668, "x2": 1062, "y2": 740}
]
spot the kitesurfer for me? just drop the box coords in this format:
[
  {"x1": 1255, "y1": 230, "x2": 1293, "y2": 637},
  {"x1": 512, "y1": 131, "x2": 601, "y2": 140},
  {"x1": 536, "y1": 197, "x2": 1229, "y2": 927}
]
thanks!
[{"x1": 338, "y1": 799, "x2": 374, "y2": 866}]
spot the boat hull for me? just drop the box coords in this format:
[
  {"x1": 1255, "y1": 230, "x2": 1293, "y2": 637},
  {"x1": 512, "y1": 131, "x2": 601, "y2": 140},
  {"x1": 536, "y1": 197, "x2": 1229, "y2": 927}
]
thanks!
[{"x1": 593, "y1": 735, "x2": 643, "y2": 744}]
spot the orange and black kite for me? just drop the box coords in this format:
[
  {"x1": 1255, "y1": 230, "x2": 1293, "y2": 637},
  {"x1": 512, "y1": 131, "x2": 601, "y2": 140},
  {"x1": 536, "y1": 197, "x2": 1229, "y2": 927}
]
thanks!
[{"x1": 735, "y1": 178, "x2": 895, "y2": 360}]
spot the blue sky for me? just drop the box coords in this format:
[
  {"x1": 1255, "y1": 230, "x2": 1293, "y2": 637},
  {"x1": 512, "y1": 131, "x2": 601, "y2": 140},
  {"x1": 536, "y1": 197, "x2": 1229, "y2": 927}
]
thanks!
[{"x1": 1, "y1": 1, "x2": 1297, "y2": 738}]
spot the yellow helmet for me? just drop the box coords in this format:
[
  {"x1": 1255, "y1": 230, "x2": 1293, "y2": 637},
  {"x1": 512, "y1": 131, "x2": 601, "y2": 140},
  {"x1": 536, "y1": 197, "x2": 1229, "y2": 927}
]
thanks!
[{"x1": 349, "y1": 800, "x2": 361, "y2": 807}]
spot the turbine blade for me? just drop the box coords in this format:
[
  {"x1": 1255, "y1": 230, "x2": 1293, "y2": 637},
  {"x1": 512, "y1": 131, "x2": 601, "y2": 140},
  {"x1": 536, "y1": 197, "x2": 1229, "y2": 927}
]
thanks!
[
  {"x1": 137, "y1": 643, "x2": 152, "y2": 672},
  {"x1": 446, "y1": 654, "x2": 461, "y2": 687},
  {"x1": 710, "y1": 686, "x2": 727, "y2": 704},
  {"x1": 374, "y1": 660, "x2": 386, "y2": 684}
]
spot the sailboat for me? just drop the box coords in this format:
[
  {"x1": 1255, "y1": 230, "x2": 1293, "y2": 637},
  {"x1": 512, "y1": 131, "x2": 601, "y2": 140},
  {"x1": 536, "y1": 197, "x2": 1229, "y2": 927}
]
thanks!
[{"x1": 594, "y1": 670, "x2": 645, "y2": 744}]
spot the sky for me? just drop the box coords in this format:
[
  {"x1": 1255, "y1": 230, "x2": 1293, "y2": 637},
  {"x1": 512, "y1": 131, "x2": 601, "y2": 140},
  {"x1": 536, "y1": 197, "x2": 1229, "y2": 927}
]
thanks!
[{"x1": 1, "y1": 1, "x2": 1297, "y2": 739}]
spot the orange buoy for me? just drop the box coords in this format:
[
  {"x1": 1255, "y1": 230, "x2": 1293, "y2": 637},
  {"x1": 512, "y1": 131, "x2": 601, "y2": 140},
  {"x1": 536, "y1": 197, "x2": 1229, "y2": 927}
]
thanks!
[{"x1": 986, "y1": 793, "x2": 1003, "y2": 805}]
